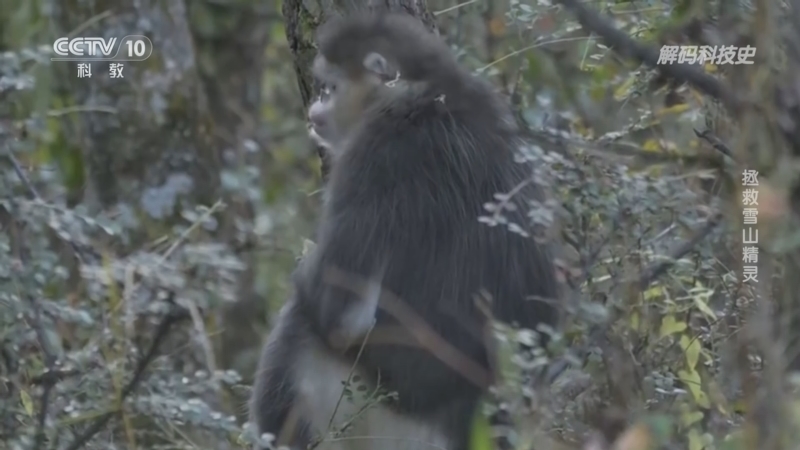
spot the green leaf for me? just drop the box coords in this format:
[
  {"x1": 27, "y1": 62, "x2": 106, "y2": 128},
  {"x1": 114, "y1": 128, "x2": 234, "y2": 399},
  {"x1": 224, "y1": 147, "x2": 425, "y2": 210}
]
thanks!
[
  {"x1": 613, "y1": 74, "x2": 637, "y2": 101},
  {"x1": 680, "y1": 335, "x2": 701, "y2": 370},
  {"x1": 20, "y1": 390, "x2": 34, "y2": 416},
  {"x1": 659, "y1": 315, "x2": 687, "y2": 338},
  {"x1": 469, "y1": 407, "x2": 494, "y2": 450},
  {"x1": 687, "y1": 428, "x2": 705, "y2": 450},
  {"x1": 681, "y1": 410, "x2": 704, "y2": 427},
  {"x1": 692, "y1": 293, "x2": 718, "y2": 320},
  {"x1": 678, "y1": 369, "x2": 710, "y2": 409},
  {"x1": 643, "y1": 286, "x2": 663, "y2": 301}
]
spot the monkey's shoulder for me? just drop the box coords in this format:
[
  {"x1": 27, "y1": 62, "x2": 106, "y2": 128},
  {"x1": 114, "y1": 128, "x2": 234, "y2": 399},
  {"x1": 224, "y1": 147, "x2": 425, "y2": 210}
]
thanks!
[{"x1": 350, "y1": 91, "x2": 515, "y2": 157}]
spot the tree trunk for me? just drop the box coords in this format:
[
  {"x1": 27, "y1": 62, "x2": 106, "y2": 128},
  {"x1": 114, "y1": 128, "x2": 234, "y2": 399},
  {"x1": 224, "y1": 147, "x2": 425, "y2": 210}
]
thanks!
[
  {"x1": 185, "y1": 0, "x2": 273, "y2": 382},
  {"x1": 52, "y1": 1, "x2": 219, "y2": 212},
  {"x1": 51, "y1": 0, "x2": 270, "y2": 419}
]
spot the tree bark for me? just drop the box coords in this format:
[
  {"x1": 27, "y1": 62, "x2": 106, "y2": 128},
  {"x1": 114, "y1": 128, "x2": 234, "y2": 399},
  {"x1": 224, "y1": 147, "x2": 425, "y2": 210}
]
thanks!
[
  {"x1": 52, "y1": 1, "x2": 219, "y2": 213},
  {"x1": 185, "y1": 0, "x2": 273, "y2": 384}
]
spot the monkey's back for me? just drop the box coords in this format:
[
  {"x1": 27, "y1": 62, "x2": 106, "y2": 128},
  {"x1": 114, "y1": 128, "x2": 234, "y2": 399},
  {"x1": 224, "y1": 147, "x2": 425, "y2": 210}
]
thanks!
[{"x1": 317, "y1": 74, "x2": 560, "y2": 419}]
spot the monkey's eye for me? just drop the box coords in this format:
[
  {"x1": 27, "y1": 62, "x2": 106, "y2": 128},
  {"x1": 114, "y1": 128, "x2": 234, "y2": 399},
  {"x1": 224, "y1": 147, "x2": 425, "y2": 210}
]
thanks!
[
  {"x1": 319, "y1": 84, "x2": 336, "y2": 101},
  {"x1": 324, "y1": 84, "x2": 336, "y2": 95}
]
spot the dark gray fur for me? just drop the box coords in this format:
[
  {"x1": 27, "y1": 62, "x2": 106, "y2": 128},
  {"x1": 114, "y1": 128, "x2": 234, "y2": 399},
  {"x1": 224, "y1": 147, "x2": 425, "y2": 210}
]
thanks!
[{"x1": 250, "y1": 11, "x2": 560, "y2": 450}]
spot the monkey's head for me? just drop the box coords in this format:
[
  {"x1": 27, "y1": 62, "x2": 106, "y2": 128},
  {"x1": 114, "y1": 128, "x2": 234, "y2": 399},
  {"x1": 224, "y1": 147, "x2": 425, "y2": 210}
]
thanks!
[{"x1": 307, "y1": 12, "x2": 459, "y2": 153}]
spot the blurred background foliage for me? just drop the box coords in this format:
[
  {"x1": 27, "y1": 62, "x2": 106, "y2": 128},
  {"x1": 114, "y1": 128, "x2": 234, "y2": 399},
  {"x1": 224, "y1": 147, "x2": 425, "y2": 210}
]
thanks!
[{"x1": 3, "y1": 0, "x2": 800, "y2": 449}]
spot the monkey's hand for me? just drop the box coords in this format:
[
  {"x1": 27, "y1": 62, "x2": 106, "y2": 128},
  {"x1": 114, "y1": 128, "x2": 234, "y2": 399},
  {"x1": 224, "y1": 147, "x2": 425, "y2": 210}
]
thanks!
[
  {"x1": 319, "y1": 264, "x2": 382, "y2": 350},
  {"x1": 308, "y1": 123, "x2": 333, "y2": 151}
]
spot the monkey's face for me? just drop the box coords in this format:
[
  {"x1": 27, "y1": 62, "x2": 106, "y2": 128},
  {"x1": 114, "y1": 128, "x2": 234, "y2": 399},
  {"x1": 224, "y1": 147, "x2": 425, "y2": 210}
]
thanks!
[
  {"x1": 307, "y1": 86, "x2": 338, "y2": 151},
  {"x1": 308, "y1": 53, "x2": 400, "y2": 155}
]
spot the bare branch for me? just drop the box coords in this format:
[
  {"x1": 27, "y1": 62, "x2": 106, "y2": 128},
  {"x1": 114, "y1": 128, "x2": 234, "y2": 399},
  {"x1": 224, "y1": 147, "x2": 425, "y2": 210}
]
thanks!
[
  {"x1": 5, "y1": 145, "x2": 89, "y2": 263},
  {"x1": 694, "y1": 128, "x2": 735, "y2": 159},
  {"x1": 5, "y1": 146, "x2": 41, "y2": 199},
  {"x1": 555, "y1": 0, "x2": 741, "y2": 111},
  {"x1": 637, "y1": 213, "x2": 723, "y2": 289}
]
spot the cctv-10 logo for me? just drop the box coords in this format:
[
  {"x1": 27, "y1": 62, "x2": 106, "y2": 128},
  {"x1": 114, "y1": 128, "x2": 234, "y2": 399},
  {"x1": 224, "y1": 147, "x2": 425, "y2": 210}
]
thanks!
[{"x1": 52, "y1": 35, "x2": 153, "y2": 61}]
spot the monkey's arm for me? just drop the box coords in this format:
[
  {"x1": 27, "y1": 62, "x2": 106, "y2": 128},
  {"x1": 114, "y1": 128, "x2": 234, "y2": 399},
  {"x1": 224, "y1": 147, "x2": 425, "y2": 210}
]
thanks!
[
  {"x1": 300, "y1": 118, "x2": 459, "y2": 346},
  {"x1": 303, "y1": 100, "x2": 527, "y2": 337},
  {"x1": 298, "y1": 216, "x2": 388, "y2": 347}
]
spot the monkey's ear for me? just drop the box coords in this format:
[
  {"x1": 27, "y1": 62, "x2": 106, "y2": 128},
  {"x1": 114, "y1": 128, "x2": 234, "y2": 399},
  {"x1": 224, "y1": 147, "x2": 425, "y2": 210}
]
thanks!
[{"x1": 363, "y1": 52, "x2": 393, "y2": 78}]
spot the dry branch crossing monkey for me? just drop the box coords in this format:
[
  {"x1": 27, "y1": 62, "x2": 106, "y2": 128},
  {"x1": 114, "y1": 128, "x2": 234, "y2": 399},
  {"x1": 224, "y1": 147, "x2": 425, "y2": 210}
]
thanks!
[{"x1": 250, "y1": 11, "x2": 561, "y2": 450}]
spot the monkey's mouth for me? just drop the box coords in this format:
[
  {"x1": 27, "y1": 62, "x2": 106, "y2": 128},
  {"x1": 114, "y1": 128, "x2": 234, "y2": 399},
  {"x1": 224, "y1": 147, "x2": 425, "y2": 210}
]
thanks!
[{"x1": 308, "y1": 122, "x2": 332, "y2": 143}]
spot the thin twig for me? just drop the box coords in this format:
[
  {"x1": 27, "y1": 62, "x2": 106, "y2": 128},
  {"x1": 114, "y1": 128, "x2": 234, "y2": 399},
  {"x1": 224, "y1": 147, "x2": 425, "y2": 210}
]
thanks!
[
  {"x1": 694, "y1": 128, "x2": 735, "y2": 159},
  {"x1": 478, "y1": 37, "x2": 593, "y2": 72},
  {"x1": 5, "y1": 145, "x2": 87, "y2": 262},
  {"x1": 636, "y1": 213, "x2": 723, "y2": 289},
  {"x1": 5, "y1": 146, "x2": 41, "y2": 198},
  {"x1": 6, "y1": 146, "x2": 64, "y2": 449},
  {"x1": 29, "y1": 293, "x2": 58, "y2": 450},
  {"x1": 63, "y1": 306, "x2": 190, "y2": 450},
  {"x1": 326, "y1": 323, "x2": 375, "y2": 433},
  {"x1": 544, "y1": 214, "x2": 723, "y2": 383}
]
